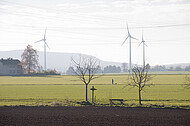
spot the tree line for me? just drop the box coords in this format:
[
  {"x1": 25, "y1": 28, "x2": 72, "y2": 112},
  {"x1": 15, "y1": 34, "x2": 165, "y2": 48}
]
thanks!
[
  {"x1": 66, "y1": 65, "x2": 121, "y2": 74},
  {"x1": 66, "y1": 63, "x2": 190, "y2": 75},
  {"x1": 150, "y1": 65, "x2": 190, "y2": 71}
]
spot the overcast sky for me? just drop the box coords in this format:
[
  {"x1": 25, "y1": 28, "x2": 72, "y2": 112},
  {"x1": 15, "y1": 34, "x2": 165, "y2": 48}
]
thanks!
[{"x1": 0, "y1": 0, "x2": 190, "y2": 66}]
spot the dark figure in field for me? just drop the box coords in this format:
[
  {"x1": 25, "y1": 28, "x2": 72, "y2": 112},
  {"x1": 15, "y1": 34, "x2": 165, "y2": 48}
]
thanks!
[{"x1": 112, "y1": 79, "x2": 114, "y2": 84}]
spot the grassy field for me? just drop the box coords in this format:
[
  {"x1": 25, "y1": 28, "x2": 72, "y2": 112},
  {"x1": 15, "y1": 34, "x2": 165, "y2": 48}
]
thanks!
[
  {"x1": 0, "y1": 74, "x2": 190, "y2": 107},
  {"x1": 0, "y1": 74, "x2": 188, "y2": 85}
]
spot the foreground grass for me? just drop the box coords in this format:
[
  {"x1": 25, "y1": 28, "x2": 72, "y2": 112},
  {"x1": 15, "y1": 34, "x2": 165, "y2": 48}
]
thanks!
[{"x1": 0, "y1": 74, "x2": 189, "y2": 108}]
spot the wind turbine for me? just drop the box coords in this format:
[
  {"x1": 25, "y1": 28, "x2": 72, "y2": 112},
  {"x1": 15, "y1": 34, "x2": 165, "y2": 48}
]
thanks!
[
  {"x1": 34, "y1": 28, "x2": 50, "y2": 72},
  {"x1": 122, "y1": 23, "x2": 138, "y2": 72},
  {"x1": 138, "y1": 31, "x2": 147, "y2": 68}
]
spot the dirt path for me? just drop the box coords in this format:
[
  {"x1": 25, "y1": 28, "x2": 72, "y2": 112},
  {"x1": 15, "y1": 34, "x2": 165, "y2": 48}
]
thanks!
[{"x1": 0, "y1": 106, "x2": 189, "y2": 126}]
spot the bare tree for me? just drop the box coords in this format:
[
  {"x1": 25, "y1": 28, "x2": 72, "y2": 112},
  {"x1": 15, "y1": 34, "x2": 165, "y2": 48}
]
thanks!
[
  {"x1": 184, "y1": 75, "x2": 190, "y2": 89},
  {"x1": 127, "y1": 66, "x2": 152, "y2": 105},
  {"x1": 21, "y1": 45, "x2": 39, "y2": 74},
  {"x1": 71, "y1": 56, "x2": 100, "y2": 102}
]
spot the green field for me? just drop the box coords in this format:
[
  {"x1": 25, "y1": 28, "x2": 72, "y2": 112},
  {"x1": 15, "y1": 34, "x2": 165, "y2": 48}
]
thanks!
[{"x1": 0, "y1": 74, "x2": 190, "y2": 107}]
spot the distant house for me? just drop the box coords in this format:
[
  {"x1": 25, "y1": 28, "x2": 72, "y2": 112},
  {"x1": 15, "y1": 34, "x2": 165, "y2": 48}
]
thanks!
[{"x1": 0, "y1": 58, "x2": 22, "y2": 75}]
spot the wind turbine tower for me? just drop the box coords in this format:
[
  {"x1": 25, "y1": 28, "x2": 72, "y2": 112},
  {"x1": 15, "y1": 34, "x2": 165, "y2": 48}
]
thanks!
[
  {"x1": 122, "y1": 23, "x2": 138, "y2": 72},
  {"x1": 138, "y1": 31, "x2": 147, "y2": 67},
  {"x1": 35, "y1": 28, "x2": 50, "y2": 71}
]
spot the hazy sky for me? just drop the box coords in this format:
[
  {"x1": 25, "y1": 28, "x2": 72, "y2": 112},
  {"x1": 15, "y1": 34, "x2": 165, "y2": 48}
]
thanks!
[{"x1": 0, "y1": 0, "x2": 190, "y2": 66}]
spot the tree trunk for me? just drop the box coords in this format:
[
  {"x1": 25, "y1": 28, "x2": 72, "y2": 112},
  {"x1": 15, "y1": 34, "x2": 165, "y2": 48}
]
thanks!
[
  {"x1": 28, "y1": 63, "x2": 30, "y2": 74},
  {"x1": 139, "y1": 88, "x2": 142, "y2": 105},
  {"x1": 28, "y1": 56, "x2": 31, "y2": 74},
  {"x1": 86, "y1": 84, "x2": 88, "y2": 101}
]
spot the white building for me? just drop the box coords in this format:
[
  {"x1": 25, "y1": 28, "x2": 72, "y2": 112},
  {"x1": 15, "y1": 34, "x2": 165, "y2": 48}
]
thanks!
[{"x1": 0, "y1": 58, "x2": 22, "y2": 75}]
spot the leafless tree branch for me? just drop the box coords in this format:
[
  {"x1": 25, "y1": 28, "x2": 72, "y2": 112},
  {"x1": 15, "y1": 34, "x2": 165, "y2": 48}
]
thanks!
[
  {"x1": 126, "y1": 65, "x2": 153, "y2": 105},
  {"x1": 71, "y1": 56, "x2": 101, "y2": 101}
]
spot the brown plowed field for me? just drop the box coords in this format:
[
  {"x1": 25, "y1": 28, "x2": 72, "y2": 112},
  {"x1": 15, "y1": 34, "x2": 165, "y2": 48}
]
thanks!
[{"x1": 0, "y1": 106, "x2": 189, "y2": 126}]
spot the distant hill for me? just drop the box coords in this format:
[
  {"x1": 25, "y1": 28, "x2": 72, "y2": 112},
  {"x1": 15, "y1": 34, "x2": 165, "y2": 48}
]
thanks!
[
  {"x1": 1, "y1": 50, "x2": 189, "y2": 73},
  {"x1": 0, "y1": 50, "x2": 122, "y2": 73}
]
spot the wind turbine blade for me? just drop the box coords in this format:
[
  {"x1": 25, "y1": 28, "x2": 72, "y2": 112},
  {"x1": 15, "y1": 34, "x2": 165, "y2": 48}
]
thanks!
[
  {"x1": 34, "y1": 39, "x2": 44, "y2": 43},
  {"x1": 44, "y1": 28, "x2": 47, "y2": 40},
  {"x1": 144, "y1": 43, "x2": 148, "y2": 47},
  {"x1": 126, "y1": 23, "x2": 131, "y2": 37},
  {"x1": 121, "y1": 36, "x2": 129, "y2": 46},
  {"x1": 138, "y1": 42, "x2": 142, "y2": 48},
  {"x1": 141, "y1": 30, "x2": 145, "y2": 42},
  {"x1": 45, "y1": 42, "x2": 50, "y2": 49},
  {"x1": 131, "y1": 36, "x2": 138, "y2": 40}
]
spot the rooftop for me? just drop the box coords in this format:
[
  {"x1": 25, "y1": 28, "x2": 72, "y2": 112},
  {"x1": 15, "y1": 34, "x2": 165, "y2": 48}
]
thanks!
[{"x1": 0, "y1": 58, "x2": 20, "y2": 65}]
